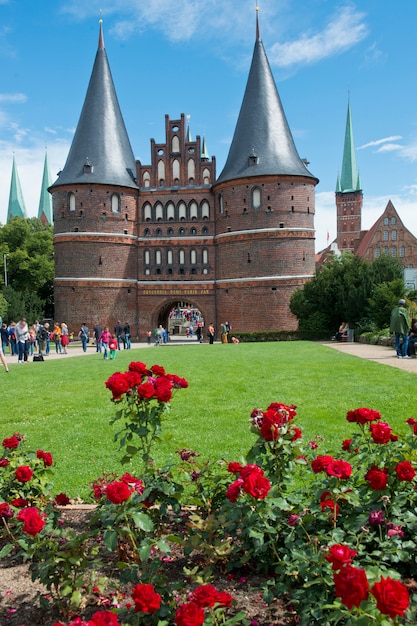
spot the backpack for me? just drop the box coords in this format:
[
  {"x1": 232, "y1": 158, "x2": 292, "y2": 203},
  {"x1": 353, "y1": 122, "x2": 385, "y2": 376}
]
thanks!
[{"x1": 37, "y1": 326, "x2": 49, "y2": 341}]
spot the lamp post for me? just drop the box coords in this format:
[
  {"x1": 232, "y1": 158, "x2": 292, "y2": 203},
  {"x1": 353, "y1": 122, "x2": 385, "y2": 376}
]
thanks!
[{"x1": 3, "y1": 254, "x2": 8, "y2": 287}]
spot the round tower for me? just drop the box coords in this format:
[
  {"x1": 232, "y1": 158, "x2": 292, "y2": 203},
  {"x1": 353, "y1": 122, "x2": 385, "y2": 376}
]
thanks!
[
  {"x1": 49, "y1": 21, "x2": 139, "y2": 332},
  {"x1": 213, "y1": 13, "x2": 318, "y2": 332}
]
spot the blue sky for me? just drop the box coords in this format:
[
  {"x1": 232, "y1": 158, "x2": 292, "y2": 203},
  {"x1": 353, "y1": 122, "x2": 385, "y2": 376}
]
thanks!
[{"x1": 0, "y1": 0, "x2": 416, "y2": 252}]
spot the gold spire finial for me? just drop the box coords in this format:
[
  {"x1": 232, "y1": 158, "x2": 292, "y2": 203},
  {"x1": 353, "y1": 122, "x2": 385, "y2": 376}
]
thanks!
[{"x1": 99, "y1": 8, "x2": 103, "y2": 24}]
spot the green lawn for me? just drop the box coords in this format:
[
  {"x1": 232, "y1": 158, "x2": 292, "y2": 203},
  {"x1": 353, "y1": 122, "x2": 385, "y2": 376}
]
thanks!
[{"x1": 1, "y1": 341, "x2": 415, "y2": 498}]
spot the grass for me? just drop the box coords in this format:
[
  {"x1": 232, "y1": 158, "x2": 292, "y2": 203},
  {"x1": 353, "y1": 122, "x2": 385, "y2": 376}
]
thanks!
[{"x1": 1, "y1": 341, "x2": 416, "y2": 499}]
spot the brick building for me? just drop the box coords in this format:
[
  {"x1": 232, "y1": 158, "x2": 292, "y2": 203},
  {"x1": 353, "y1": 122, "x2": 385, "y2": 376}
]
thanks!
[
  {"x1": 317, "y1": 101, "x2": 417, "y2": 270},
  {"x1": 50, "y1": 16, "x2": 318, "y2": 338}
]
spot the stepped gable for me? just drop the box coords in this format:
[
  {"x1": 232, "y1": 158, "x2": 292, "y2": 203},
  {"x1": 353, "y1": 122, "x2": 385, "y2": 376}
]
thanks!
[
  {"x1": 50, "y1": 21, "x2": 138, "y2": 190},
  {"x1": 216, "y1": 13, "x2": 317, "y2": 185}
]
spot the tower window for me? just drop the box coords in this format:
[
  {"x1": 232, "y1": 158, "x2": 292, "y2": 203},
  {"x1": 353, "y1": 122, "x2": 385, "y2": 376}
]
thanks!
[
  {"x1": 68, "y1": 192, "x2": 76, "y2": 212},
  {"x1": 251, "y1": 186, "x2": 261, "y2": 209},
  {"x1": 111, "y1": 193, "x2": 121, "y2": 213}
]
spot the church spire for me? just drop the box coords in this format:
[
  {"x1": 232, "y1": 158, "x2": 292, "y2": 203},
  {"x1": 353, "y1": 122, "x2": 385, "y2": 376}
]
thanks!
[
  {"x1": 50, "y1": 19, "x2": 138, "y2": 190},
  {"x1": 7, "y1": 156, "x2": 27, "y2": 222},
  {"x1": 339, "y1": 99, "x2": 361, "y2": 192},
  {"x1": 216, "y1": 11, "x2": 317, "y2": 184},
  {"x1": 38, "y1": 152, "x2": 53, "y2": 225}
]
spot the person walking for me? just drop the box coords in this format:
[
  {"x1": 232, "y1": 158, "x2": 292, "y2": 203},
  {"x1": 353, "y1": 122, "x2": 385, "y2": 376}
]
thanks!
[
  {"x1": 390, "y1": 298, "x2": 410, "y2": 358},
  {"x1": 123, "y1": 322, "x2": 131, "y2": 349},
  {"x1": 93, "y1": 322, "x2": 103, "y2": 352},
  {"x1": 15, "y1": 318, "x2": 29, "y2": 363},
  {"x1": 114, "y1": 321, "x2": 124, "y2": 350},
  {"x1": 1, "y1": 323, "x2": 9, "y2": 355},
  {"x1": 207, "y1": 323, "x2": 215, "y2": 345},
  {"x1": 78, "y1": 323, "x2": 90, "y2": 352},
  {"x1": 99, "y1": 326, "x2": 112, "y2": 360},
  {"x1": 53, "y1": 323, "x2": 62, "y2": 354},
  {"x1": 61, "y1": 323, "x2": 69, "y2": 354}
]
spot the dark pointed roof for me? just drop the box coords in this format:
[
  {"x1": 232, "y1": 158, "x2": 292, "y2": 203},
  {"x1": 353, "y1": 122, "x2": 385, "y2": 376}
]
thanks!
[
  {"x1": 216, "y1": 15, "x2": 317, "y2": 185},
  {"x1": 50, "y1": 21, "x2": 138, "y2": 190}
]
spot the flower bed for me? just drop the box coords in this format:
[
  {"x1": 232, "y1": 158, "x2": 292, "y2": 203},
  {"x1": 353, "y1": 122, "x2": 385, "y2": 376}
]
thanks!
[{"x1": 0, "y1": 361, "x2": 416, "y2": 624}]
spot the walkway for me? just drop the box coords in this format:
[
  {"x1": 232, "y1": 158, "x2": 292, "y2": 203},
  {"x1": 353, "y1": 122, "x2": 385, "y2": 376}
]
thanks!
[{"x1": 324, "y1": 341, "x2": 416, "y2": 373}]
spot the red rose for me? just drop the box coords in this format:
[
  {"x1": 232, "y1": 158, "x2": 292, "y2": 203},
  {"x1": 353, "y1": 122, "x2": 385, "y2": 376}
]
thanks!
[
  {"x1": 0, "y1": 458, "x2": 9, "y2": 467},
  {"x1": 326, "y1": 459, "x2": 352, "y2": 480},
  {"x1": 167, "y1": 374, "x2": 189, "y2": 389},
  {"x1": 370, "y1": 576, "x2": 409, "y2": 618},
  {"x1": 106, "y1": 481, "x2": 132, "y2": 504},
  {"x1": 395, "y1": 461, "x2": 416, "y2": 482},
  {"x1": 291, "y1": 427, "x2": 302, "y2": 441},
  {"x1": 2, "y1": 436, "x2": 20, "y2": 449},
  {"x1": 154, "y1": 383, "x2": 172, "y2": 403},
  {"x1": 259, "y1": 412, "x2": 280, "y2": 440},
  {"x1": 333, "y1": 565, "x2": 369, "y2": 609},
  {"x1": 137, "y1": 381, "x2": 156, "y2": 399},
  {"x1": 365, "y1": 466, "x2": 389, "y2": 490},
  {"x1": 226, "y1": 478, "x2": 244, "y2": 503},
  {"x1": 150, "y1": 364, "x2": 166, "y2": 376},
  {"x1": 267, "y1": 402, "x2": 297, "y2": 420},
  {"x1": 15, "y1": 465, "x2": 33, "y2": 483},
  {"x1": 131, "y1": 583, "x2": 162, "y2": 614},
  {"x1": 325, "y1": 544, "x2": 357, "y2": 570},
  {"x1": 0, "y1": 503, "x2": 13, "y2": 519},
  {"x1": 128, "y1": 361, "x2": 149, "y2": 376},
  {"x1": 227, "y1": 462, "x2": 243, "y2": 474},
  {"x1": 243, "y1": 472, "x2": 271, "y2": 499},
  {"x1": 105, "y1": 372, "x2": 132, "y2": 399},
  {"x1": 320, "y1": 499, "x2": 339, "y2": 518},
  {"x1": 55, "y1": 493, "x2": 71, "y2": 506},
  {"x1": 192, "y1": 584, "x2": 233, "y2": 608},
  {"x1": 11, "y1": 497, "x2": 28, "y2": 508},
  {"x1": 175, "y1": 602, "x2": 205, "y2": 626},
  {"x1": 311, "y1": 455, "x2": 334, "y2": 474},
  {"x1": 370, "y1": 422, "x2": 393, "y2": 444},
  {"x1": 90, "y1": 610, "x2": 121, "y2": 626},
  {"x1": 346, "y1": 407, "x2": 381, "y2": 425},
  {"x1": 17, "y1": 507, "x2": 45, "y2": 536},
  {"x1": 121, "y1": 473, "x2": 144, "y2": 494},
  {"x1": 342, "y1": 438, "x2": 352, "y2": 451},
  {"x1": 239, "y1": 464, "x2": 263, "y2": 480},
  {"x1": 37, "y1": 450, "x2": 53, "y2": 466}
]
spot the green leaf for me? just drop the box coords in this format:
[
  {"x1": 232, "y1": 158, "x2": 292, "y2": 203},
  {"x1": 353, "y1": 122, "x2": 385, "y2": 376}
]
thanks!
[
  {"x1": 131, "y1": 512, "x2": 154, "y2": 532},
  {"x1": 0, "y1": 543, "x2": 14, "y2": 558},
  {"x1": 103, "y1": 530, "x2": 118, "y2": 551}
]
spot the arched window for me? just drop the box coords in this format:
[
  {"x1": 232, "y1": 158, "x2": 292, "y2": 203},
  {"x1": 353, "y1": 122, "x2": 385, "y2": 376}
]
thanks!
[
  {"x1": 218, "y1": 193, "x2": 224, "y2": 214},
  {"x1": 144, "y1": 250, "x2": 150, "y2": 265},
  {"x1": 392, "y1": 230, "x2": 397, "y2": 241},
  {"x1": 201, "y1": 201, "x2": 210, "y2": 219},
  {"x1": 143, "y1": 171, "x2": 150, "y2": 187},
  {"x1": 144, "y1": 228, "x2": 151, "y2": 237},
  {"x1": 166, "y1": 202, "x2": 175, "y2": 221},
  {"x1": 111, "y1": 193, "x2": 120, "y2": 213},
  {"x1": 155, "y1": 250, "x2": 162, "y2": 265},
  {"x1": 172, "y1": 159, "x2": 180, "y2": 181},
  {"x1": 191, "y1": 227, "x2": 197, "y2": 235},
  {"x1": 179, "y1": 227, "x2": 185, "y2": 235},
  {"x1": 187, "y1": 158, "x2": 195, "y2": 181},
  {"x1": 203, "y1": 168, "x2": 210, "y2": 185},
  {"x1": 143, "y1": 202, "x2": 152, "y2": 222},
  {"x1": 157, "y1": 160, "x2": 165, "y2": 185},
  {"x1": 383, "y1": 246, "x2": 389, "y2": 256},
  {"x1": 179, "y1": 249, "x2": 185, "y2": 264},
  {"x1": 178, "y1": 202, "x2": 186, "y2": 221},
  {"x1": 189, "y1": 201, "x2": 198, "y2": 220},
  {"x1": 190, "y1": 249, "x2": 197, "y2": 264},
  {"x1": 68, "y1": 192, "x2": 76, "y2": 212},
  {"x1": 167, "y1": 227, "x2": 174, "y2": 235},
  {"x1": 392, "y1": 247, "x2": 397, "y2": 257},
  {"x1": 375, "y1": 246, "x2": 380, "y2": 258},
  {"x1": 202, "y1": 226, "x2": 209, "y2": 235},
  {"x1": 400, "y1": 246, "x2": 405, "y2": 258},
  {"x1": 202, "y1": 249, "x2": 208, "y2": 264},
  {"x1": 252, "y1": 186, "x2": 261, "y2": 209},
  {"x1": 167, "y1": 249, "x2": 173, "y2": 265},
  {"x1": 155, "y1": 202, "x2": 163, "y2": 221},
  {"x1": 172, "y1": 136, "x2": 180, "y2": 152},
  {"x1": 383, "y1": 230, "x2": 389, "y2": 241}
]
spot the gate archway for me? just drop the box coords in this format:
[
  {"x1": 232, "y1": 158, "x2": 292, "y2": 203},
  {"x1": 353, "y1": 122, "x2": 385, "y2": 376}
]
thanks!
[{"x1": 156, "y1": 300, "x2": 205, "y2": 339}]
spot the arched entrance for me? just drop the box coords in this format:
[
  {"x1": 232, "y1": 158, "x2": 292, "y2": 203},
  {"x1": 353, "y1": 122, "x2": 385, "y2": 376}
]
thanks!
[{"x1": 156, "y1": 300, "x2": 205, "y2": 339}]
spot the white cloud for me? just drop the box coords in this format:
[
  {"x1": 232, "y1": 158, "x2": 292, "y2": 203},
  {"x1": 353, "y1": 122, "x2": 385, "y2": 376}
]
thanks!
[
  {"x1": 0, "y1": 93, "x2": 27, "y2": 103},
  {"x1": 357, "y1": 136, "x2": 402, "y2": 150},
  {"x1": 269, "y1": 5, "x2": 368, "y2": 68}
]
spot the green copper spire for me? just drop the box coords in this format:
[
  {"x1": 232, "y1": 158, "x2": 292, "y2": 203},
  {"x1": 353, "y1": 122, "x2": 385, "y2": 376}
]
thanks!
[
  {"x1": 201, "y1": 135, "x2": 210, "y2": 161},
  {"x1": 38, "y1": 152, "x2": 53, "y2": 224},
  {"x1": 339, "y1": 100, "x2": 361, "y2": 193},
  {"x1": 7, "y1": 156, "x2": 27, "y2": 222}
]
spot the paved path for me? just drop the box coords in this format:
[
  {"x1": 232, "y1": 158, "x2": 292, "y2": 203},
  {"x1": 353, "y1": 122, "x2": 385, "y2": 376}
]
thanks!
[{"x1": 323, "y1": 341, "x2": 416, "y2": 373}]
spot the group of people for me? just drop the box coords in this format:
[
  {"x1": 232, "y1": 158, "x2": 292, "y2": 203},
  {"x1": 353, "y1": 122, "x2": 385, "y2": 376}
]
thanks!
[
  {"x1": 390, "y1": 298, "x2": 417, "y2": 359},
  {"x1": 92, "y1": 321, "x2": 131, "y2": 360}
]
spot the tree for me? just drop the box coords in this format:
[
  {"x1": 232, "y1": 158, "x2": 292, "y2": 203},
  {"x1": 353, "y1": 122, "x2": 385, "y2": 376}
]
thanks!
[
  {"x1": 0, "y1": 217, "x2": 54, "y2": 322},
  {"x1": 290, "y1": 253, "x2": 404, "y2": 339}
]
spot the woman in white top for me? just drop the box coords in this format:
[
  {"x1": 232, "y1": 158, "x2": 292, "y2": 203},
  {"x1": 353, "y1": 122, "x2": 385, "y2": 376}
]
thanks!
[{"x1": 15, "y1": 318, "x2": 29, "y2": 363}]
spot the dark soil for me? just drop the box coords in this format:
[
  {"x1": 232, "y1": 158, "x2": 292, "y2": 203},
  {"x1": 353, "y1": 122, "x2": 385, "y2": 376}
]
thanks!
[{"x1": 0, "y1": 508, "x2": 289, "y2": 625}]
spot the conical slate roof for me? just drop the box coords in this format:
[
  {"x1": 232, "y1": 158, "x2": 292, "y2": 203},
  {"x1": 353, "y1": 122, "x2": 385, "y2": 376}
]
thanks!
[
  {"x1": 50, "y1": 22, "x2": 138, "y2": 190},
  {"x1": 216, "y1": 18, "x2": 317, "y2": 184},
  {"x1": 38, "y1": 153, "x2": 53, "y2": 224},
  {"x1": 7, "y1": 156, "x2": 27, "y2": 222},
  {"x1": 338, "y1": 100, "x2": 361, "y2": 193}
]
